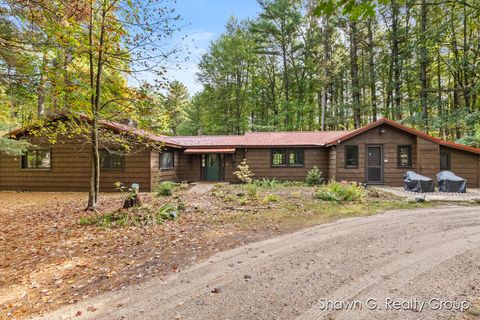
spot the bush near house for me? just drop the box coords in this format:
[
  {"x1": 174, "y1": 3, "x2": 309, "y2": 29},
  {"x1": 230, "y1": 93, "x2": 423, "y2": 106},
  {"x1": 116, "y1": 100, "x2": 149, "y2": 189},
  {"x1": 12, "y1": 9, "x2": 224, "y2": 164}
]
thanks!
[
  {"x1": 254, "y1": 178, "x2": 281, "y2": 188},
  {"x1": 315, "y1": 181, "x2": 365, "y2": 203},
  {"x1": 306, "y1": 166, "x2": 324, "y2": 186},
  {"x1": 79, "y1": 202, "x2": 183, "y2": 228},
  {"x1": 156, "y1": 203, "x2": 179, "y2": 223},
  {"x1": 245, "y1": 183, "x2": 258, "y2": 200},
  {"x1": 263, "y1": 193, "x2": 280, "y2": 203},
  {"x1": 155, "y1": 181, "x2": 178, "y2": 196},
  {"x1": 234, "y1": 159, "x2": 254, "y2": 183}
]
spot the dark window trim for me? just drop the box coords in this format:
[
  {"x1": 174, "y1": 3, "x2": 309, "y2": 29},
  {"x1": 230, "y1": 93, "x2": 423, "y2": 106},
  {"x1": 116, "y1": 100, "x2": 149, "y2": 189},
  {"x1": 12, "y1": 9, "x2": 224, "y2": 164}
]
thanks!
[
  {"x1": 99, "y1": 148, "x2": 125, "y2": 171},
  {"x1": 160, "y1": 151, "x2": 175, "y2": 170},
  {"x1": 270, "y1": 148, "x2": 304, "y2": 168},
  {"x1": 397, "y1": 144, "x2": 413, "y2": 168},
  {"x1": 287, "y1": 148, "x2": 305, "y2": 167},
  {"x1": 344, "y1": 145, "x2": 359, "y2": 168},
  {"x1": 440, "y1": 151, "x2": 451, "y2": 170},
  {"x1": 271, "y1": 148, "x2": 287, "y2": 167},
  {"x1": 20, "y1": 148, "x2": 52, "y2": 171}
]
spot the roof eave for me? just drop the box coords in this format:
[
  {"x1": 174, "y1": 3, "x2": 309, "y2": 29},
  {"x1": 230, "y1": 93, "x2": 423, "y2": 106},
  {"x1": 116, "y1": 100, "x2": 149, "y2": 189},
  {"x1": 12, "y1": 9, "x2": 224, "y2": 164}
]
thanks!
[{"x1": 179, "y1": 144, "x2": 327, "y2": 148}]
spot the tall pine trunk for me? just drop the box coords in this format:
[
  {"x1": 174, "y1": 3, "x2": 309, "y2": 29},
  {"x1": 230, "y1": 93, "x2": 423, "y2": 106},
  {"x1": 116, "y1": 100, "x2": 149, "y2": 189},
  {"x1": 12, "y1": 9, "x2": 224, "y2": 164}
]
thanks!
[
  {"x1": 367, "y1": 18, "x2": 377, "y2": 122},
  {"x1": 391, "y1": 0, "x2": 402, "y2": 120},
  {"x1": 349, "y1": 21, "x2": 361, "y2": 128},
  {"x1": 419, "y1": 0, "x2": 429, "y2": 132},
  {"x1": 37, "y1": 55, "x2": 47, "y2": 116},
  {"x1": 437, "y1": 51, "x2": 443, "y2": 138}
]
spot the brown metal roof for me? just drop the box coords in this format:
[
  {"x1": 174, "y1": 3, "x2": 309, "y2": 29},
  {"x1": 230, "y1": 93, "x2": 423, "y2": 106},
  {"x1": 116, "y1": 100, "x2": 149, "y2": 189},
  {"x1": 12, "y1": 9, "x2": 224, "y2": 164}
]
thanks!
[
  {"x1": 7, "y1": 114, "x2": 182, "y2": 148},
  {"x1": 98, "y1": 120, "x2": 181, "y2": 148},
  {"x1": 7, "y1": 114, "x2": 480, "y2": 155},
  {"x1": 184, "y1": 148, "x2": 236, "y2": 154},
  {"x1": 168, "y1": 131, "x2": 349, "y2": 148}
]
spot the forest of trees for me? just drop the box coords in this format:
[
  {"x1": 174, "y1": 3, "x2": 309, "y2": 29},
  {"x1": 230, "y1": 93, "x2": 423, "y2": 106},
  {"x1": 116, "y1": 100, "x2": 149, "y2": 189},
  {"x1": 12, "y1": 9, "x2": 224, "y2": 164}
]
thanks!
[
  {"x1": 185, "y1": 0, "x2": 480, "y2": 147},
  {"x1": 1, "y1": 0, "x2": 480, "y2": 147},
  {"x1": 0, "y1": 0, "x2": 186, "y2": 208}
]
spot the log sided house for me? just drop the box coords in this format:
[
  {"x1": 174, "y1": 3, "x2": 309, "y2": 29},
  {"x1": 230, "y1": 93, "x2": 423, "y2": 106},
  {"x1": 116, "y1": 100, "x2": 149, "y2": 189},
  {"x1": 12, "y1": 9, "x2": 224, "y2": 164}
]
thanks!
[{"x1": 1, "y1": 117, "x2": 479, "y2": 192}]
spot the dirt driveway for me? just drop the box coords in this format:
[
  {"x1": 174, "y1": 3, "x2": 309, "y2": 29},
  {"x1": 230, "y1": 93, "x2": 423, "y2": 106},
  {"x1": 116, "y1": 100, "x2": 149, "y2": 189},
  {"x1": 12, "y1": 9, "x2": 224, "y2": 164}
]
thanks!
[{"x1": 37, "y1": 206, "x2": 480, "y2": 320}]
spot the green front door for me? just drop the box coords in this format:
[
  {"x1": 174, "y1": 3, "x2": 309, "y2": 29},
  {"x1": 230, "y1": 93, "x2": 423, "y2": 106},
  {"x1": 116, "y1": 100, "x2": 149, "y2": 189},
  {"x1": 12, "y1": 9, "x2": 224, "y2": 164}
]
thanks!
[{"x1": 204, "y1": 154, "x2": 221, "y2": 180}]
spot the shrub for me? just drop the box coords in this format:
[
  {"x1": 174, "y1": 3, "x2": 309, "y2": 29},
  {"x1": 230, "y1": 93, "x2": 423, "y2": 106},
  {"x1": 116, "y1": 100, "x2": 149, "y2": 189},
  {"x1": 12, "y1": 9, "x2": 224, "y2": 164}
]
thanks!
[
  {"x1": 254, "y1": 178, "x2": 280, "y2": 188},
  {"x1": 263, "y1": 193, "x2": 279, "y2": 203},
  {"x1": 245, "y1": 183, "x2": 258, "y2": 200},
  {"x1": 234, "y1": 159, "x2": 254, "y2": 183},
  {"x1": 79, "y1": 211, "x2": 130, "y2": 228},
  {"x1": 115, "y1": 181, "x2": 142, "y2": 208},
  {"x1": 155, "y1": 181, "x2": 177, "y2": 196},
  {"x1": 306, "y1": 166, "x2": 324, "y2": 186},
  {"x1": 79, "y1": 203, "x2": 183, "y2": 228},
  {"x1": 315, "y1": 181, "x2": 365, "y2": 203},
  {"x1": 156, "y1": 203, "x2": 178, "y2": 223}
]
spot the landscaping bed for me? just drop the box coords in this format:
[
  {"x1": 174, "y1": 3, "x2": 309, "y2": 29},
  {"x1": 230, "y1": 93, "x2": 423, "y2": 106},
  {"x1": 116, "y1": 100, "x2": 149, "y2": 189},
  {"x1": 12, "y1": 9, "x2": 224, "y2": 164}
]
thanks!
[{"x1": 0, "y1": 182, "x2": 462, "y2": 318}]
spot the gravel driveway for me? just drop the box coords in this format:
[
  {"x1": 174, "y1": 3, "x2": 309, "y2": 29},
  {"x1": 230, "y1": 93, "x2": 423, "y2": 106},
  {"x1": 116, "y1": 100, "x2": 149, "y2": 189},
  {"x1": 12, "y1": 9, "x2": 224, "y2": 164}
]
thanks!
[{"x1": 37, "y1": 206, "x2": 480, "y2": 320}]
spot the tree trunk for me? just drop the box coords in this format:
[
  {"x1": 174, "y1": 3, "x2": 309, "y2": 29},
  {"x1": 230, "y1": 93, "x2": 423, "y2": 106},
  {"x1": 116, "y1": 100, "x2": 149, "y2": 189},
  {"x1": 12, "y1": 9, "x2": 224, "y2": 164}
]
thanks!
[
  {"x1": 367, "y1": 18, "x2": 377, "y2": 122},
  {"x1": 367, "y1": 18, "x2": 378, "y2": 121},
  {"x1": 391, "y1": 0, "x2": 402, "y2": 120},
  {"x1": 37, "y1": 55, "x2": 47, "y2": 117},
  {"x1": 321, "y1": 89, "x2": 326, "y2": 131},
  {"x1": 349, "y1": 21, "x2": 361, "y2": 129},
  {"x1": 235, "y1": 69, "x2": 242, "y2": 134},
  {"x1": 419, "y1": 0, "x2": 429, "y2": 132},
  {"x1": 87, "y1": 2, "x2": 96, "y2": 210},
  {"x1": 282, "y1": 43, "x2": 289, "y2": 128},
  {"x1": 87, "y1": 2, "x2": 106, "y2": 210},
  {"x1": 437, "y1": 50, "x2": 443, "y2": 138},
  {"x1": 321, "y1": 17, "x2": 332, "y2": 130},
  {"x1": 64, "y1": 49, "x2": 72, "y2": 110}
]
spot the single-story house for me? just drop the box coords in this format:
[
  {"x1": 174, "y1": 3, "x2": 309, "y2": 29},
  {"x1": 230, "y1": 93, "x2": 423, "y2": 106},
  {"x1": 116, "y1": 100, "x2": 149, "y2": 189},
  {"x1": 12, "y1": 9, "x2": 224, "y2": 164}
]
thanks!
[{"x1": 1, "y1": 117, "x2": 479, "y2": 192}]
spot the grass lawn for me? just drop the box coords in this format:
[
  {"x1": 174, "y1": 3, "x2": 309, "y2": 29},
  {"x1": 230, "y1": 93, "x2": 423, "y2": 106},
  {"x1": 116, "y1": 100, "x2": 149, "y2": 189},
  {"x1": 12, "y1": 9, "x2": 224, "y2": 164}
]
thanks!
[{"x1": 0, "y1": 183, "x2": 474, "y2": 318}]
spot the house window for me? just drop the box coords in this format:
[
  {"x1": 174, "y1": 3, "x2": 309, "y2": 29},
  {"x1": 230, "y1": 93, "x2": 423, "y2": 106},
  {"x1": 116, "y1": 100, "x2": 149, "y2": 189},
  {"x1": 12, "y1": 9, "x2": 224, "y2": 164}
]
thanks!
[
  {"x1": 345, "y1": 145, "x2": 358, "y2": 168},
  {"x1": 271, "y1": 149, "x2": 287, "y2": 166},
  {"x1": 100, "y1": 149, "x2": 124, "y2": 169},
  {"x1": 397, "y1": 145, "x2": 412, "y2": 168},
  {"x1": 288, "y1": 149, "x2": 304, "y2": 166},
  {"x1": 440, "y1": 151, "x2": 450, "y2": 170},
  {"x1": 160, "y1": 151, "x2": 174, "y2": 169},
  {"x1": 21, "y1": 149, "x2": 51, "y2": 169},
  {"x1": 271, "y1": 149, "x2": 304, "y2": 167}
]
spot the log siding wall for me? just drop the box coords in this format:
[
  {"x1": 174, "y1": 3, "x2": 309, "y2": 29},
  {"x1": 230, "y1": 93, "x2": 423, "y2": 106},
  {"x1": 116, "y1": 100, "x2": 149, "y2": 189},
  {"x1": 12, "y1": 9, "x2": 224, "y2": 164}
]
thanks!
[
  {"x1": 150, "y1": 149, "x2": 181, "y2": 189},
  {"x1": 415, "y1": 137, "x2": 439, "y2": 181},
  {"x1": 440, "y1": 146, "x2": 480, "y2": 188},
  {"x1": 335, "y1": 125, "x2": 417, "y2": 186},
  {"x1": 328, "y1": 147, "x2": 336, "y2": 180},
  {"x1": 0, "y1": 136, "x2": 152, "y2": 192},
  {"x1": 244, "y1": 148, "x2": 329, "y2": 181},
  {"x1": 1, "y1": 124, "x2": 479, "y2": 191}
]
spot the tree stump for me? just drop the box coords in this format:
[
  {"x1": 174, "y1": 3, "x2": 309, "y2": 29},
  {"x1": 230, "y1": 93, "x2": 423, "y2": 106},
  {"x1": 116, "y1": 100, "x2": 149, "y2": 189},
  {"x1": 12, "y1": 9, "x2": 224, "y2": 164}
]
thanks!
[{"x1": 123, "y1": 194, "x2": 142, "y2": 208}]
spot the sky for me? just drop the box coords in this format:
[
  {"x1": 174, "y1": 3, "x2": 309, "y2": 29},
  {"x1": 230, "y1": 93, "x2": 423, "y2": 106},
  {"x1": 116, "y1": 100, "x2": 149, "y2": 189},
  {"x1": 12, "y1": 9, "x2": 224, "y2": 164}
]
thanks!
[{"x1": 169, "y1": 0, "x2": 261, "y2": 94}]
